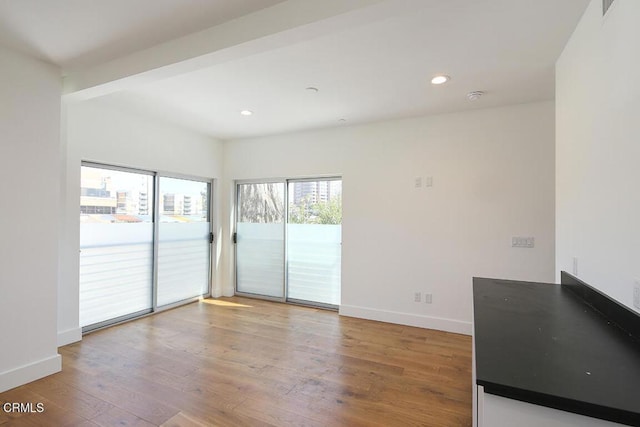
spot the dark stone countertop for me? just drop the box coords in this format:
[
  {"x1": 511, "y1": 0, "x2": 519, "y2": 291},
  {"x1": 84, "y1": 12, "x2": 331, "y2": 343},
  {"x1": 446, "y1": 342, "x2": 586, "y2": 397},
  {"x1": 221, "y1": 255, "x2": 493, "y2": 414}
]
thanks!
[{"x1": 473, "y1": 275, "x2": 640, "y2": 426}]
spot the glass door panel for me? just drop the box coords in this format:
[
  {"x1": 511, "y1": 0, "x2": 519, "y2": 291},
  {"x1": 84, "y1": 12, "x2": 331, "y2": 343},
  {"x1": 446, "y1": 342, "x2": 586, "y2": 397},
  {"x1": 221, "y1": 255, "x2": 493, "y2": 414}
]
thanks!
[
  {"x1": 236, "y1": 182, "x2": 285, "y2": 298},
  {"x1": 79, "y1": 166, "x2": 154, "y2": 327},
  {"x1": 157, "y1": 177, "x2": 211, "y2": 306},
  {"x1": 287, "y1": 179, "x2": 342, "y2": 306}
]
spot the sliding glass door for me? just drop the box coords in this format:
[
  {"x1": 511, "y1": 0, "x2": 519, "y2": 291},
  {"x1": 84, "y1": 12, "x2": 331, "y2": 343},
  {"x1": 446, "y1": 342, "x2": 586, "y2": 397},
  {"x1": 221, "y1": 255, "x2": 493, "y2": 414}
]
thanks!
[
  {"x1": 157, "y1": 177, "x2": 211, "y2": 307},
  {"x1": 235, "y1": 182, "x2": 285, "y2": 298},
  {"x1": 234, "y1": 178, "x2": 342, "y2": 307},
  {"x1": 287, "y1": 179, "x2": 342, "y2": 306},
  {"x1": 79, "y1": 166, "x2": 154, "y2": 327},
  {"x1": 80, "y1": 164, "x2": 213, "y2": 330}
]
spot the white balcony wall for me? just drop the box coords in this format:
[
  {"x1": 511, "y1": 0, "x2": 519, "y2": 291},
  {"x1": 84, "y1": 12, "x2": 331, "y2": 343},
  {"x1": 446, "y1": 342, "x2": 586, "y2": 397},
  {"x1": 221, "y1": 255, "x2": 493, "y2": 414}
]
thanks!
[
  {"x1": 157, "y1": 222, "x2": 210, "y2": 306},
  {"x1": 288, "y1": 224, "x2": 341, "y2": 305},
  {"x1": 79, "y1": 222, "x2": 153, "y2": 326},
  {"x1": 236, "y1": 222, "x2": 285, "y2": 297}
]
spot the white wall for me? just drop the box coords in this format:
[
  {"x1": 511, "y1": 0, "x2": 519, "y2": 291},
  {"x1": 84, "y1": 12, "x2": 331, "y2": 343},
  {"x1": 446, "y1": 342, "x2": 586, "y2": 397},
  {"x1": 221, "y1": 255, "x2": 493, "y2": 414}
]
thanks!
[
  {"x1": 223, "y1": 101, "x2": 556, "y2": 334},
  {"x1": 0, "y1": 46, "x2": 62, "y2": 392},
  {"x1": 556, "y1": 0, "x2": 640, "y2": 312},
  {"x1": 59, "y1": 100, "x2": 224, "y2": 345}
]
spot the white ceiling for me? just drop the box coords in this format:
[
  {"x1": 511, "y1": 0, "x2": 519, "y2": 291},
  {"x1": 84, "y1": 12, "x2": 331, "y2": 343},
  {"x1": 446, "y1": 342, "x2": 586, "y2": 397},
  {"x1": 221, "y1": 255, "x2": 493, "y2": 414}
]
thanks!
[
  {"x1": 0, "y1": 0, "x2": 590, "y2": 140},
  {"x1": 0, "y1": 0, "x2": 286, "y2": 68}
]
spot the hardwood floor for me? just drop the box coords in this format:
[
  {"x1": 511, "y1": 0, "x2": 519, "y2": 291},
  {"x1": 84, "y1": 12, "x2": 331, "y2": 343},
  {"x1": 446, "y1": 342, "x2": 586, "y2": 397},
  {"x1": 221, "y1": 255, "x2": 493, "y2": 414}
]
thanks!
[{"x1": 0, "y1": 297, "x2": 472, "y2": 426}]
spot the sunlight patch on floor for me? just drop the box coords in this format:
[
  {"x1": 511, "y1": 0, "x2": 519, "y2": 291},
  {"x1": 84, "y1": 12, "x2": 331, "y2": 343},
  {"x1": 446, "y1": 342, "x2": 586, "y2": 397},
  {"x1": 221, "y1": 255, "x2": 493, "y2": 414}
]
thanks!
[
  {"x1": 200, "y1": 298, "x2": 253, "y2": 308},
  {"x1": 161, "y1": 411, "x2": 210, "y2": 427}
]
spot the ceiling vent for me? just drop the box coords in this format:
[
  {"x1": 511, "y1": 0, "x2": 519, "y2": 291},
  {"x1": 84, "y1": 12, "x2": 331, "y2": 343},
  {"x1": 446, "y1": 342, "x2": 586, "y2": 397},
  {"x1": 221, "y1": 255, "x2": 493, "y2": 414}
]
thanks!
[{"x1": 603, "y1": 0, "x2": 616, "y2": 16}]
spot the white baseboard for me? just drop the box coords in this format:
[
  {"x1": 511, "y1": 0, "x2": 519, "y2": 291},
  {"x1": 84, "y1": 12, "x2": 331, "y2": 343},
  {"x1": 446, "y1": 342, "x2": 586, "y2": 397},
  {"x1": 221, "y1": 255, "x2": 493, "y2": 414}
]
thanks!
[
  {"x1": 57, "y1": 327, "x2": 82, "y2": 347},
  {"x1": 339, "y1": 304, "x2": 472, "y2": 335},
  {"x1": 0, "y1": 354, "x2": 61, "y2": 393},
  {"x1": 208, "y1": 289, "x2": 234, "y2": 298}
]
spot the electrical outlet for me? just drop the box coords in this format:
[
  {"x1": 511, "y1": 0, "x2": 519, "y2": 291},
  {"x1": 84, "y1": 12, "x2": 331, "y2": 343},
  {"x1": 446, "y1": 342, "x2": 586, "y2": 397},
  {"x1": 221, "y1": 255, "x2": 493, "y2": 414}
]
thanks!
[
  {"x1": 414, "y1": 292, "x2": 422, "y2": 302},
  {"x1": 424, "y1": 293, "x2": 433, "y2": 304},
  {"x1": 414, "y1": 177, "x2": 423, "y2": 188},
  {"x1": 634, "y1": 280, "x2": 640, "y2": 310},
  {"x1": 512, "y1": 237, "x2": 534, "y2": 248}
]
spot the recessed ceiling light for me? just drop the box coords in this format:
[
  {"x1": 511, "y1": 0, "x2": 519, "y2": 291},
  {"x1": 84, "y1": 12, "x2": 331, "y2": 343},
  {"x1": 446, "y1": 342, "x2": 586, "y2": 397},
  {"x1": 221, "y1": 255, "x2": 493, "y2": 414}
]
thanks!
[
  {"x1": 240, "y1": 110, "x2": 253, "y2": 116},
  {"x1": 431, "y1": 75, "x2": 450, "y2": 85}
]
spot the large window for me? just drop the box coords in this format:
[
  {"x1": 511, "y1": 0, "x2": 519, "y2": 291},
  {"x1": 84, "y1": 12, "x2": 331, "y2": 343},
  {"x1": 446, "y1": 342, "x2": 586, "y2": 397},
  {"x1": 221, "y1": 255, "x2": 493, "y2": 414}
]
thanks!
[
  {"x1": 234, "y1": 178, "x2": 342, "y2": 308},
  {"x1": 287, "y1": 179, "x2": 342, "y2": 306},
  {"x1": 80, "y1": 164, "x2": 213, "y2": 331},
  {"x1": 157, "y1": 177, "x2": 211, "y2": 306},
  {"x1": 79, "y1": 166, "x2": 154, "y2": 327},
  {"x1": 235, "y1": 182, "x2": 285, "y2": 298}
]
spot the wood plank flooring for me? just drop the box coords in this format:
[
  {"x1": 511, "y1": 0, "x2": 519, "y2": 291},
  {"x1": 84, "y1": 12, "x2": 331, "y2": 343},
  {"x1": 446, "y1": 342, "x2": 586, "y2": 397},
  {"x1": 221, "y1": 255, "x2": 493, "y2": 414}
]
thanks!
[{"x1": 0, "y1": 297, "x2": 472, "y2": 426}]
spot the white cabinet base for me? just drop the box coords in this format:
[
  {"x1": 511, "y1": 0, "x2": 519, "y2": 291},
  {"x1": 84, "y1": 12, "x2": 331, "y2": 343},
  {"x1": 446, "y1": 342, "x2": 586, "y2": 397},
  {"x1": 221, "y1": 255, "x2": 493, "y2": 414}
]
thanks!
[{"x1": 476, "y1": 386, "x2": 626, "y2": 427}]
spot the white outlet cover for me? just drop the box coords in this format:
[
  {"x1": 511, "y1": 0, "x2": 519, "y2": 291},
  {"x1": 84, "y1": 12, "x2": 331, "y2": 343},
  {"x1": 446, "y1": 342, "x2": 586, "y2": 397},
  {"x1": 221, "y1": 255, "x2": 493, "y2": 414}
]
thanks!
[{"x1": 512, "y1": 237, "x2": 534, "y2": 248}]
